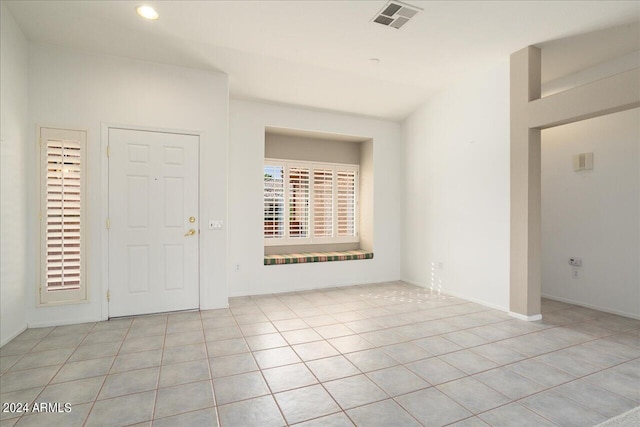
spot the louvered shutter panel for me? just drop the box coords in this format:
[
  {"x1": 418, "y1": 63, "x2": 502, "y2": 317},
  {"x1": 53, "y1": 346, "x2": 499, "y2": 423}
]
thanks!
[
  {"x1": 337, "y1": 170, "x2": 357, "y2": 237},
  {"x1": 40, "y1": 127, "x2": 87, "y2": 304},
  {"x1": 45, "y1": 137, "x2": 82, "y2": 291},
  {"x1": 313, "y1": 168, "x2": 333, "y2": 238},
  {"x1": 288, "y1": 167, "x2": 310, "y2": 238},
  {"x1": 264, "y1": 165, "x2": 285, "y2": 238}
]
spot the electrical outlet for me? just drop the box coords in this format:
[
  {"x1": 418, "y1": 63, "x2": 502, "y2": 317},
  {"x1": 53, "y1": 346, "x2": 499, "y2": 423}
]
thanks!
[
  {"x1": 572, "y1": 268, "x2": 580, "y2": 279},
  {"x1": 235, "y1": 264, "x2": 240, "y2": 272}
]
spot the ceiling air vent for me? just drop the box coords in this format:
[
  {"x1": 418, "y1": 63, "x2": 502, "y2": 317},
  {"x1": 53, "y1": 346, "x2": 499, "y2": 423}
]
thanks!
[{"x1": 372, "y1": 0, "x2": 422, "y2": 29}]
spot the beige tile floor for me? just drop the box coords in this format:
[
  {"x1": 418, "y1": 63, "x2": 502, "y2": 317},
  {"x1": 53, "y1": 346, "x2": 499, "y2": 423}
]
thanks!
[{"x1": 1, "y1": 281, "x2": 638, "y2": 426}]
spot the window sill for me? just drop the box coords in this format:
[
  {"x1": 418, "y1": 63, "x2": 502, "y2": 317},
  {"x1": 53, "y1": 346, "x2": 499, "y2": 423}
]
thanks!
[
  {"x1": 264, "y1": 237, "x2": 360, "y2": 247},
  {"x1": 264, "y1": 250, "x2": 373, "y2": 265}
]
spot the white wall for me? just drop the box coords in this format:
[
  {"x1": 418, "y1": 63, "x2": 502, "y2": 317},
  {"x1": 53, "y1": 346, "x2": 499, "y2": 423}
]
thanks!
[
  {"x1": 401, "y1": 60, "x2": 511, "y2": 311},
  {"x1": 265, "y1": 133, "x2": 361, "y2": 164},
  {"x1": 0, "y1": 2, "x2": 29, "y2": 345},
  {"x1": 359, "y1": 139, "x2": 374, "y2": 253},
  {"x1": 228, "y1": 100, "x2": 402, "y2": 296},
  {"x1": 27, "y1": 44, "x2": 229, "y2": 327},
  {"x1": 541, "y1": 108, "x2": 640, "y2": 318},
  {"x1": 542, "y1": 51, "x2": 639, "y2": 97}
]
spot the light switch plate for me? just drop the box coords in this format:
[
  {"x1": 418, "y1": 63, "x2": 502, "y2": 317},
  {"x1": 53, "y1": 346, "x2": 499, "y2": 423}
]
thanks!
[{"x1": 208, "y1": 220, "x2": 223, "y2": 230}]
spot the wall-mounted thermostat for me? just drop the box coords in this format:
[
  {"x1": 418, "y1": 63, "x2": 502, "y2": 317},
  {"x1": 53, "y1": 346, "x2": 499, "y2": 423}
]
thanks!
[{"x1": 574, "y1": 152, "x2": 593, "y2": 171}]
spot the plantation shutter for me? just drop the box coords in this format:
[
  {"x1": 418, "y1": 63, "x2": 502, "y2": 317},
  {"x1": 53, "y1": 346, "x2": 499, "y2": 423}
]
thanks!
[
  {"x1": 288, "y1": 167, "x2": 310, "y2": 238},
  {"x1": 264, "y1": 165, "x2": 285, "y2": 238},
  {"x1": 40, "y1": 127, "x2": 87, "y2": 304},
  {"x1": 337, "y1": 169, "x2": 357, "y2": 237},
  {"x1": 264, "y1": 159, "x2": 359, "y2": 246},
  {"x1": 313, "y1": 168, "x2": 333, "y2": 238}
]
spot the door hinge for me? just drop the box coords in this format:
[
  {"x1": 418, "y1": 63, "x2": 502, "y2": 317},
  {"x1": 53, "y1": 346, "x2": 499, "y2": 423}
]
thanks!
[
  {"x1": 106, "y1": 145, "x2": 110, "y2": 157},
  {"x1": 106, "y1": 290, "x2": 110, "y2": 302},
  {"x1": 106, "y1": 218, "x2": 111, "y2": 229}
]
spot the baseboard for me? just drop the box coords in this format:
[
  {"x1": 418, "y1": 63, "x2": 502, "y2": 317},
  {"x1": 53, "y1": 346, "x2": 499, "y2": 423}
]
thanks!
[
  {"x1": 28, "y1": 316, "x2": 103, "y2": 329},
  {"x1": 230, "y1": 277, "x2": 402, "y2": 298},
  {"x1": 200, "y1": 303, "x2": 230, "y2": 311},
  {"x1": 400, "y1": 278, "x2": 510, "y2": 313},
  {"x1": 509, "y1": 312, "x2": 543, "y2": 322},
  {"x1": 542, "y1": 293, "x2": 640, "y2": 320},
  {"x1": 0, "y1": 324, "x2": 28, "y2": 347}
]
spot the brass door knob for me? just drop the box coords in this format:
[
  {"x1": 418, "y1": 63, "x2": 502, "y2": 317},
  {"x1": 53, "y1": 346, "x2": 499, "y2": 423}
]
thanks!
[
  {"x1": 184, "y1": 229, "x2": 196, "y2": 236},
  {"x1": 189, "y1": 216, "x2": 196, "y2": 223}
]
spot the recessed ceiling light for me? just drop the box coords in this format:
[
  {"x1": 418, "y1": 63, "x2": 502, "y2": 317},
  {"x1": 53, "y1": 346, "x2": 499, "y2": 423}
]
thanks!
[{"x1": 136, "y1": 5, "x2": 159, "y2": 20}]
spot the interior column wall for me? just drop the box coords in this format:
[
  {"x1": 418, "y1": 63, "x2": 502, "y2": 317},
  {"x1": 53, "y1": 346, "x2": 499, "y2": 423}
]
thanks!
[{"x1": 510, "y1": 47, "x2": 542, "y2": 319}]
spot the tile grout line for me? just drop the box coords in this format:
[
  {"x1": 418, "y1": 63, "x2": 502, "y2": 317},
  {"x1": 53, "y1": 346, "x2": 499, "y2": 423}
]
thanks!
[
  {"x1": 148, "y1": 313, "x2": 169, "y2": 425},
  {"x1": 238, "y1": 289, "x2": 425, "y2": 427},
  {"x1": 255, "y1": 288, "x2": 366, "y2": 421},
  {"x1": 15, "y1": 321, "x2": 105, "y2": 425},
  {"x1": 238, "y1": 291, "x2": 358, "y2": 425},
  {"x1": 197, "y1": 309, "x2": 222, "y2": 427},
  {"x1": 233, "y1": 286, "x2": 639, "y2": 426},
  {"x1": 3, "y1": 283, "x2": 638, "y2": 427},
  {"x1": 226, "y1": 304, "x2": 292, "y2": 426},
  {"x1": 232, "y1": 290, "x2": 626, "y2": 422},
  {"x1": 82, "y1": 317, "x2": 138, "y2": 427}
]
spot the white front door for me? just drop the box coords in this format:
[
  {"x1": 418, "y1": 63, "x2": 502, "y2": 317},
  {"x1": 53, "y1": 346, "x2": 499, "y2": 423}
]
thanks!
[{"x1": 108, "y1": 128, "x2": 199, "y2": 317}]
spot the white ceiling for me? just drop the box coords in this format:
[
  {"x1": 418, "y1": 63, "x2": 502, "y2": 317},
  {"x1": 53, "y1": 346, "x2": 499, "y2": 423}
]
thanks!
[{"x1": 6, "y1": 0, "x2": 640, "y2": 121}]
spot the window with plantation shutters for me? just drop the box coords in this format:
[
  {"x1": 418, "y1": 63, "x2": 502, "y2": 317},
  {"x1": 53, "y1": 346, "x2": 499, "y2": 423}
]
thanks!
[
  {"x1": 337, "y1": 170, "x2": 357, "y2": 237},
  {"x1": 264, "y1": 159, "x2": 358, "y2": 246},
  {"x1": 264, "y1": 165, "x2": 285, "y2": 239},
  {"x1": 313, "y1": 169, "x2": 333, "y2": 238},
  {"x1": 288, "y1": 167, "x2": 310, "y2": 238},
  {"x1": 39, "y1": 127, "x2": 87, "y2": 304}
]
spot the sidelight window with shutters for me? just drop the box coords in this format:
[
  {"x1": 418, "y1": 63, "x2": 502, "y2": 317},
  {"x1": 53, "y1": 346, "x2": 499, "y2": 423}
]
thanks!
[
  {"x1": 39, "y1": 127, "x2": 88, "y2": 304},
  {"x1": 264, "y1": 159, "x2": 359, "y2": 246}
]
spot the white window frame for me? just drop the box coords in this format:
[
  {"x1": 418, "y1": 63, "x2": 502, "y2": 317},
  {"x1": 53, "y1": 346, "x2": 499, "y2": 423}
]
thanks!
[
  {"x1": 264, "y1": 158, "x2": 359, "y2": 246},
  {"x1": 38, "y1": 126, "x2": 88, "y2": 305}
]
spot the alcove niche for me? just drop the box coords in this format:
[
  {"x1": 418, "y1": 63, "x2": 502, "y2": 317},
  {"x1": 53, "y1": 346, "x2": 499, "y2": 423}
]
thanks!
[{"x1": 263, "y1": 126, "x2": 374, "y2": 258}]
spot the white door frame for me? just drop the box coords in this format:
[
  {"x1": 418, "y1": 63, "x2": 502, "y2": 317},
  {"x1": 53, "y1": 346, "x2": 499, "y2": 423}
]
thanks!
[{"x1": 100, "y1": 123, "x2": 204, "y2": 320}]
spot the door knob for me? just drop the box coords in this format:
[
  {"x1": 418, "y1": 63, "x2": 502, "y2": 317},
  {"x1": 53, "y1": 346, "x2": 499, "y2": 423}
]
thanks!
[
  {"x1": 184, "y1": 229, "x2": 196, "y2": 236},
  {"x1": 189, "y1": 216, "x2": 196, "y2": 223}
]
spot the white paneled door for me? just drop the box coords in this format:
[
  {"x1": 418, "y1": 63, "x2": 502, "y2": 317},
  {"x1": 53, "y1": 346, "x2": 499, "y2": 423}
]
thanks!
[{"x1": 108, "y1": 128, "x2": 199, "y2": 317}]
